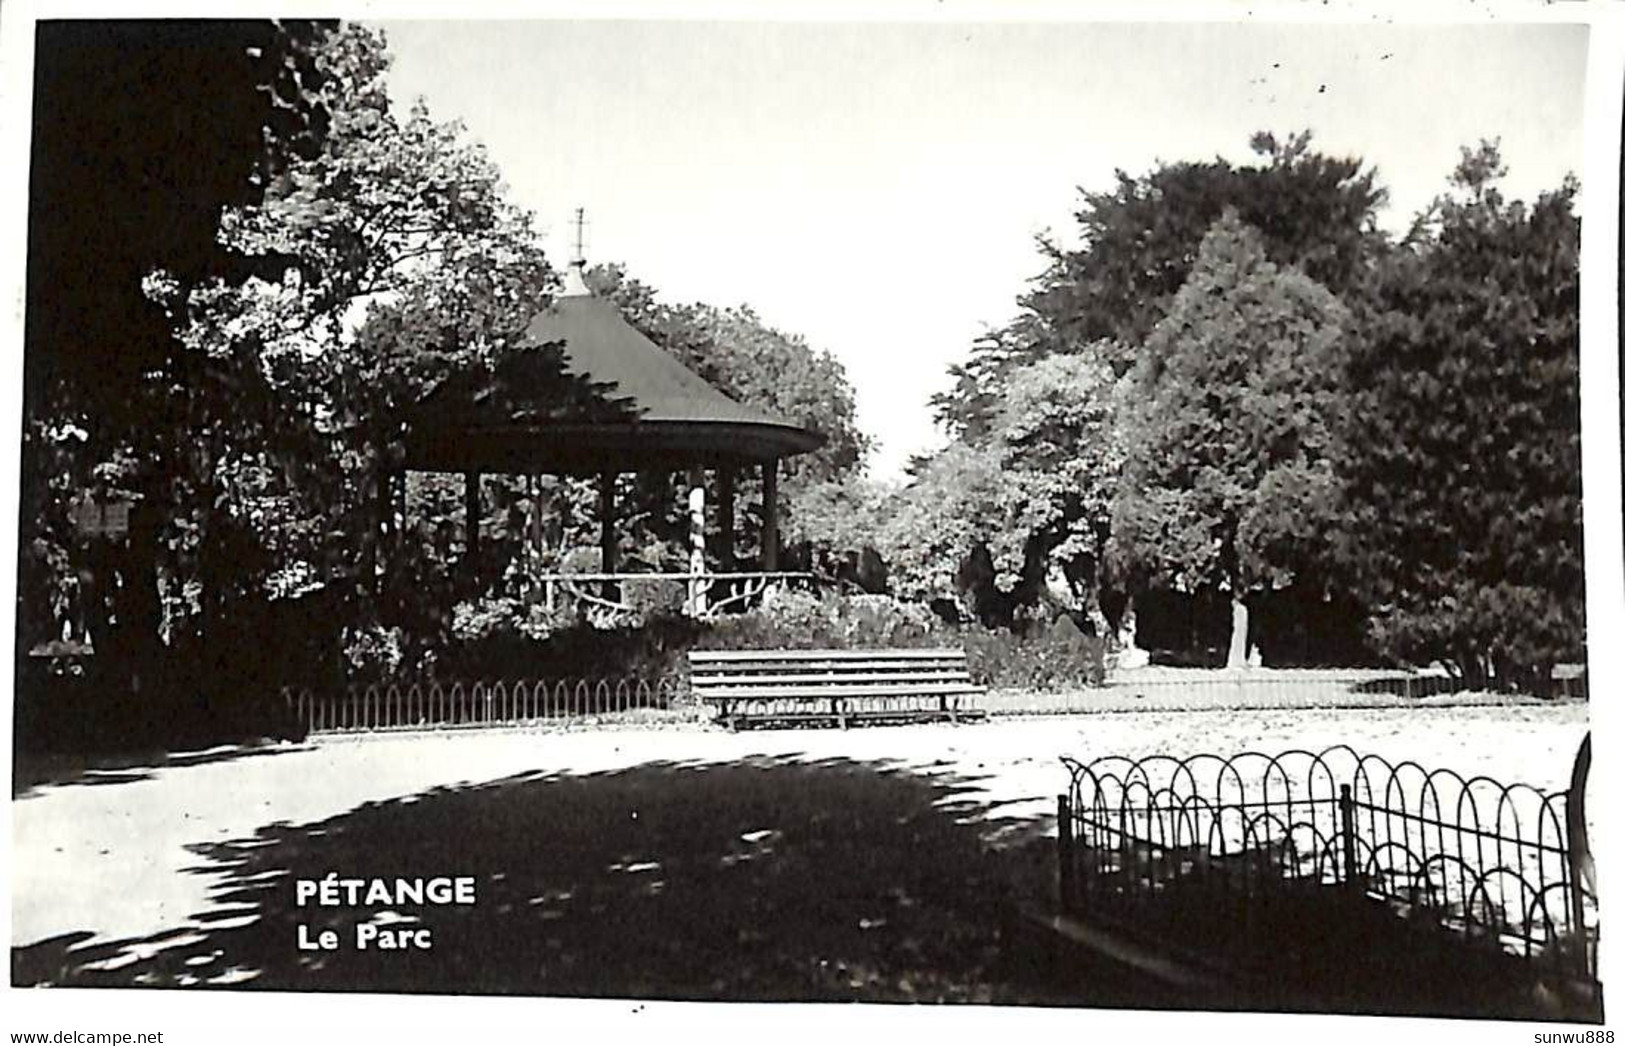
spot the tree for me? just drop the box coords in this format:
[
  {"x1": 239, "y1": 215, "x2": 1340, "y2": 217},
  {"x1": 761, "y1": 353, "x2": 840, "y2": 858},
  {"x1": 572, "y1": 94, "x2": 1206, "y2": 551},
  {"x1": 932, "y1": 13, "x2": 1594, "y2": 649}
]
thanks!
[
  {"x1": 983, "y1": 353, "x2": 1124, "y2": 625},
  {"x1": 786, "y1": 473, "x2": 894, "y2": 592},
  {"x1": 1335, "y1": 143, "x2": 1582, "y2": 686},
  {"x1": 874, "y1": 440, "x2": 1010, "y2": 619},
  {"x1": 876, "y1": 352, "x2": 1122, "y2": 628},
  {"x1": 130, "y1": 22, "x2": 578, "y2": 690},
  {"x1": 934, "y1": 131, "x2": 1385, "y2": 436},
  {"x1": 590, "y1": 264, "x2": 870, "y2": 484},
  {"x1": 17, "y1": 20, "x2": 334, "y2": 682},
  {"x1": 1112, "y1": 211, "x2": 1351, "y2": 668},
  {"x1": 915, "y1": 134, "x2": 1385, "y2": 650}
]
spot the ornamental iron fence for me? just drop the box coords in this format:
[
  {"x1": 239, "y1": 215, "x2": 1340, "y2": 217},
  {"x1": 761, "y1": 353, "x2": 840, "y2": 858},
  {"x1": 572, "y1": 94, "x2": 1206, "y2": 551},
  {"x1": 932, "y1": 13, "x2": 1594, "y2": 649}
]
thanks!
[{"x1": 1057, "y1": 739, "x2": 1598, "y2": 987}]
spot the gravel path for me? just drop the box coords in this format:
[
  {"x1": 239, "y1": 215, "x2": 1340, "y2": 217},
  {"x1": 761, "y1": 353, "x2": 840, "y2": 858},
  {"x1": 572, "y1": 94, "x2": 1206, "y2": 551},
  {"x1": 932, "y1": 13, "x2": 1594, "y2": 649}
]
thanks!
[{"x1": 11, "y1": 702, "x2": 1590, "y2": 995}]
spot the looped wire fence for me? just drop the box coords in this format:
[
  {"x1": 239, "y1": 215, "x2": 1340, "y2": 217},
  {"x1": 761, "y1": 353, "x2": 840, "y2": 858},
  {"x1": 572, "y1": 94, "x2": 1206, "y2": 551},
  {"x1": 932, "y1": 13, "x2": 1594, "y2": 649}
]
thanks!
[
  {"x1": 1058, "y1": 740, "x2": 1598, "y2": 981},
  {"x1": 282, "y1": 675, "x2": 684, "y2": 734}
]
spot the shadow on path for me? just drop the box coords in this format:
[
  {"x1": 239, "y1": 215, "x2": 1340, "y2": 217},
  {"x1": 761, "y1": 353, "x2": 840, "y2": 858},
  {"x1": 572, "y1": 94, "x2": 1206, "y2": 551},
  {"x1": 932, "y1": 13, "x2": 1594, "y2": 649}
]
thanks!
[
  {"x1": 14, "y1": 754, "x2": 1083, "y2": 1004},
  {"x1": 13, "y1": 741, "x2": 313, "y2": 799}
]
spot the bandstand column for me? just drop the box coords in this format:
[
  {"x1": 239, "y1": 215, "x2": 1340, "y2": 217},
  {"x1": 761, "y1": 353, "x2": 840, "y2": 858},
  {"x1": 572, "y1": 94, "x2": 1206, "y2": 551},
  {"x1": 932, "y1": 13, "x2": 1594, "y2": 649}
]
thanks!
[
  {"x1": 392, "y1": 470, "x2": 406, "y2": 556},
  {"x1": 598, "y1": 471, "x2": 618, "y2": 600},
  {"x1": 762, "y1": 458, "x2": 779, "y2": 572},
  {"x1": 464, "y1": 470, "x2": 481, "y2": 562},
  {"x1": 374, "y1": 467, "x2": 391, "y2": 584},
  {"x1": 715, "y1": 467, "x2": 736, "y2": 570},
  {"x1": 376, "y1": 469, "x2": 392, "y2": 543},
  {"x1": 687, "y1": 468, "x2": 707, "y2": 615},
  {"x1": 528, "y1": 475, "x2": 544, "y2": 601}
]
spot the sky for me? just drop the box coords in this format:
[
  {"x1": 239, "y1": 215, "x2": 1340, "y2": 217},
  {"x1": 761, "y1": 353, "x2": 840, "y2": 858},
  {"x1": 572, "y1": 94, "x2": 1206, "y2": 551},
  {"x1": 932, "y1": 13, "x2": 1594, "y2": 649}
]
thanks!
[{"x1": 375, "y1": 19, "x2": 1589, "y2": 480}]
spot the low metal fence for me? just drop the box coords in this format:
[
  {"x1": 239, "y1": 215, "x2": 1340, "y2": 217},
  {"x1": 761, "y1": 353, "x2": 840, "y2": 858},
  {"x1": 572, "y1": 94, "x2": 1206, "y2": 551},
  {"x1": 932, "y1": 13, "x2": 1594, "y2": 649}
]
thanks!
[
  {"x1": 1057, "y1": 738, "x2": 1598, "y2": 981},
  {"x1": 282, "y1": 676, "x2": 684, "y2": 734},
  {"x1": 986, "y1": 667, "x2": 1587, "y2": 714}
]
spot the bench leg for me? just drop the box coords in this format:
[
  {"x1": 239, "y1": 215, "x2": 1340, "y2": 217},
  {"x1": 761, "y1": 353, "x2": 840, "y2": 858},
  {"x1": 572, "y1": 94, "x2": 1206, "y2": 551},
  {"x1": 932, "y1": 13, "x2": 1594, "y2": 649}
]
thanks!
[{"x1": 834, "y1": 696, "x2": 847, "y2": 730}]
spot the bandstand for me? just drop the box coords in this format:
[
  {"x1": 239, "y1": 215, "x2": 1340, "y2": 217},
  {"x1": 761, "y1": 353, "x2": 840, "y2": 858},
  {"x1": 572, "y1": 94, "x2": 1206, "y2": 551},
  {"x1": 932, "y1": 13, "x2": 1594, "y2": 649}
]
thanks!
[{"x1": 382, "y1": 245, "x2": 826, "y2": 618}]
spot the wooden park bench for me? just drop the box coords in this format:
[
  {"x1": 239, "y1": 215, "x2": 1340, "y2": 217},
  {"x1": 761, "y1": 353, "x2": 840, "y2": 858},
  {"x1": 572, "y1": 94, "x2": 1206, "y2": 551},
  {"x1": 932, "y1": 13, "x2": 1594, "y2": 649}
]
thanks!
[{"x1": 688, "y1": 648, "x2": 989, "y2": 730}]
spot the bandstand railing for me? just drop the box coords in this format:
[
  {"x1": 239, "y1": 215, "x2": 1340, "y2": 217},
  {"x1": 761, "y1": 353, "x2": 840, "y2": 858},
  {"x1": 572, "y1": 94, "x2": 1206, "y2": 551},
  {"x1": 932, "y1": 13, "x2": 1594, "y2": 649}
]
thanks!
[{"x1": 532, "y1": 570, "x2": 817, "y2": 619}]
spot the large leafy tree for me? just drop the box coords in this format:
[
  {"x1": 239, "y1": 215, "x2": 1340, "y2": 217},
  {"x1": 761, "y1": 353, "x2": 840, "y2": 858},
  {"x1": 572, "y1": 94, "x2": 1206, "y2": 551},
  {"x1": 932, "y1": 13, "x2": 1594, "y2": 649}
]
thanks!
[
  {"x1": 1112, "y1": 211, "x2": 1350, "y2": 667},
  {"x1": 590, "y1": 264, "x2": 870, "y2": 484},
  {"x1": 871, "y1": 352, "x2": 1122, "y2": 627},
  {"x1": 911, "y1": 132, "x2": 1384, "y2": 647},
  {"x1": 934, "y1": 131, "x2": 1384, "y2": 437},
  {"x1": 89, "y1": 22, "x2": 575, "y2": 694},
  {"x1": 151, "y1": 25, "x2": 551, "y2": 519},
  {"x1": 17, "y1": 20, "x2": 333, "y2": 677},
  {"x1": 873, "y1": 441, "x2": 1007, "y2": 617},
  {"x1": 1336, "y1": 143, "x2": 1583, "y2": 686}
]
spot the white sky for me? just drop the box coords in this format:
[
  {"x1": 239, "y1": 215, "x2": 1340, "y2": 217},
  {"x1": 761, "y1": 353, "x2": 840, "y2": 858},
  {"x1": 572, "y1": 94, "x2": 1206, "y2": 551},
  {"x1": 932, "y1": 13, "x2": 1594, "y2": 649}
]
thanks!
[{"x1": 371, "y1": 19, "x2": 1586, "y2": 479}]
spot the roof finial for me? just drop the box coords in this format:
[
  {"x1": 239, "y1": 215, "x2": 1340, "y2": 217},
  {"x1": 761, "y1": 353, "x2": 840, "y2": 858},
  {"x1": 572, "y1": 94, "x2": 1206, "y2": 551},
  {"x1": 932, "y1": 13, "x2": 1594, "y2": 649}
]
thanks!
[{"x1": 561, "y1": 206, "x2": 592, "y2": 297}]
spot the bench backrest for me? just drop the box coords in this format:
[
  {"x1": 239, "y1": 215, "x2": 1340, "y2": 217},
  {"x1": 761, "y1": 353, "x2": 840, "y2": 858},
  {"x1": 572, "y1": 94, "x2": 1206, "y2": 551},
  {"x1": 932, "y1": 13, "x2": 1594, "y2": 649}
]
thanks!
[{"x1": 688, "y1": 648, "x2": 975, "y2": 693}]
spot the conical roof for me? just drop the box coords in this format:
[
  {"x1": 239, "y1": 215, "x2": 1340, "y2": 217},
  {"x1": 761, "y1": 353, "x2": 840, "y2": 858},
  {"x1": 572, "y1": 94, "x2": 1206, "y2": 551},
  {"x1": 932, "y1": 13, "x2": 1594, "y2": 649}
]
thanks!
[
  {"x1": 534, "y1": 269, "x2": 806, "y2": 431},
  {"x1": 402, "y1": 262, "x2": 826, "y2": 476}
]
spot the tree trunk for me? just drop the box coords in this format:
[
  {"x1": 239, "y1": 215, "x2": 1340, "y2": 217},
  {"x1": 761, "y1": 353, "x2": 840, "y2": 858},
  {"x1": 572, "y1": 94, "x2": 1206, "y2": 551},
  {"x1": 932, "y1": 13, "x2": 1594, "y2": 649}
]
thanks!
[
  {"x1": 1226, "y1": 590, "x2": 1251, "y2": 670},
  {"x1": 1083, "y1": 580, "x2": 1111, "y2": 640}
]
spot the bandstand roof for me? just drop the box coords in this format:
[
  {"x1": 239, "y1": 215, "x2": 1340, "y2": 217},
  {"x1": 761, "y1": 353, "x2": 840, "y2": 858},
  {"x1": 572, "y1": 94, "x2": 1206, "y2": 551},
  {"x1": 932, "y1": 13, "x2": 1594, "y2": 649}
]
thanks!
[{"x1": 403, "y1": 262, "x2": 826, "y2": 476}]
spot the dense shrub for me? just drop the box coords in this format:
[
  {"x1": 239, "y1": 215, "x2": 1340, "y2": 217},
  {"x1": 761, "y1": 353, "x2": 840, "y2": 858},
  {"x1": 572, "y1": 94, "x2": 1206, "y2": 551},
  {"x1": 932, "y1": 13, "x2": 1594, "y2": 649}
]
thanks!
[
  {"x1": 696, "y1": 588, "x2": 940, "y2": 651},
  {"x1": 697, "y1": 589, "x2": 1103, "y2": 690},
  {"x1": 430, "y1": 614, "x2": 700, "y2": 684},
  {"x1": 343, "y1": 623, "x2": 413, "y2": 677},
  {"x1": 623, "y1": 577, "x2": 689, "y2": 618},
  {"x1": 961, "y1": 625, "x2": 1105, "y2": 690},
  {"x1": 451, "y1": 595, "x2": 562, "y2": 644},
  {"x1": 344, "y1": 586, "x2": 1104, "y2": 693}
]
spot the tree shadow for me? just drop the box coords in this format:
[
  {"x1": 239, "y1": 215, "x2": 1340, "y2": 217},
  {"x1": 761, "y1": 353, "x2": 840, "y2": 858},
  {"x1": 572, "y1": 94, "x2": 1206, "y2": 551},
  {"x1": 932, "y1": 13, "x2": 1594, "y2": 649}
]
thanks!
[
  {"x1": 13, "y1": 740, "x2": 314, "y2": 800},
  {"x1": 13, "y1": 754, "x2": 1087, "y2": 1004}
]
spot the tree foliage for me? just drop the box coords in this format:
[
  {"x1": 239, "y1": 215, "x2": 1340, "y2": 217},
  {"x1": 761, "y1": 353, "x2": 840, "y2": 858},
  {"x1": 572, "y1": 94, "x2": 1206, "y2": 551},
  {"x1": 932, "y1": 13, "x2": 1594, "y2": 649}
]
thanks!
[
  {"x1": 590, "y1": 263, "x2": 871, "y2": 484},
  {"x1": 1336, "y1": 143, "x2": 1583, "y2": 684},
  {"x1": 909, "y1": 132, "x2": 1582, "y2": 682},
  {"x1": 873, "y1": 352, "x2": 1122, "y2": 625},
  {"x1": 138, "y1": 22, "x2": 563, "y2": 630},
  {"x1": 934, "y1": 131, "x2": 1384, "y2": 439},
  {"x1": 14, "y1": 19, "x2": 586, "y2": 701},
  {"x1": 1111, "y1": 212, "x2": 1350, "y2": 664},
  {"x1": 17, "y1": 19, "x2": 334, "y2": 663}
]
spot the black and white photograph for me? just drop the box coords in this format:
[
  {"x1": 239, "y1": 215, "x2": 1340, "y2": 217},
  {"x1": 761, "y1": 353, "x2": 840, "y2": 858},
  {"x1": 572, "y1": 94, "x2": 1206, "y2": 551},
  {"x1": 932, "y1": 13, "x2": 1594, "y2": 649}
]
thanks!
[{"x1": 2, "y1": 5, "x2": 1619, "y2": 1041}]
